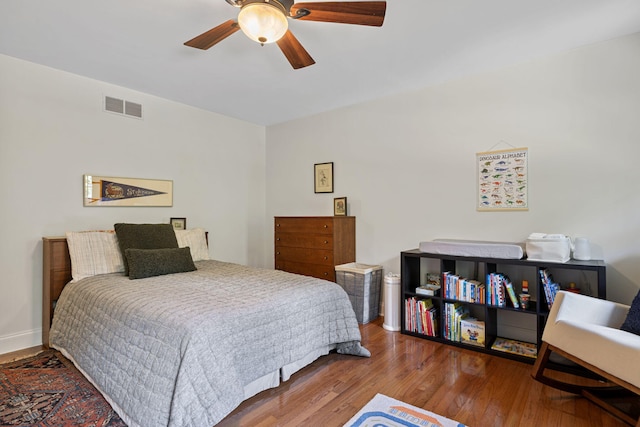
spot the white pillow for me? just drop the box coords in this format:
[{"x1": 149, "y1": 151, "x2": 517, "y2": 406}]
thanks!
[
  {"x1": 65, "y1": 230, "x2": 125, "y2": 282},
  {"x1": 174, "y1": 228, "x2": 210, "y2": 261}
]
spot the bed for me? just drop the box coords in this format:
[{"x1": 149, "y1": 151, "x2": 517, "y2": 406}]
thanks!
[{"x1": 42, "y1": 226, "x2": 369, "y2": 427}]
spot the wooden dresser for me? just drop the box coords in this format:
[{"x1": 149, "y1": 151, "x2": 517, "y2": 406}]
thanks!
[{"x1": 274, "y1": 216, "x2": 355, "y2": 281}]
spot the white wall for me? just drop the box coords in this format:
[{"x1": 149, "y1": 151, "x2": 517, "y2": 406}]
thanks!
[
  {"x1": 266, "y1": 32, "x2": 640, "y2": 305},
  {"x1": 0, "y1": 54, "x2": 267, "y2": 354},
  {"x1": 3, "y1": 31, "x2": 639, "y2": 356}
]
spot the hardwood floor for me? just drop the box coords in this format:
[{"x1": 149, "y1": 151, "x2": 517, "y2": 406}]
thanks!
[
  {"x1": 218, "y1": 318, "x2": 628, "y2": 427},
  {"x1": 0, "y1": 321, "x2": 629, "y2": 426}
]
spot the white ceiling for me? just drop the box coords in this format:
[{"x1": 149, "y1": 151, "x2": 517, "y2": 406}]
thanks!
[{"x1": 2, "y1": 0, "x2": 640, "y2": 126}]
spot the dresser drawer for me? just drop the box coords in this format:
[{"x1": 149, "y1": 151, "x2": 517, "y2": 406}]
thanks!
[
  {"x1": 274, "y1": 217, "x2": 334, "y2": 235},
  {"x1": 274, "y1": 216, "x2": 355, "y2": 282},
  {"x1": 275, "y1": 261, "x2": 336, "y2": 281},
  {"x1": 275, "y1": 247, "x2": 334, "y2": 265},
  {"x1": 275, "y1": 233, "x2": 333, "y2": 249}
]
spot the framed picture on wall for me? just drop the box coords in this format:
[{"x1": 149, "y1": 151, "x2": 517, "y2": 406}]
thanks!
[
  {"x1": 83, "y1": 175, "x2": 173, "y2": 207},
  {"x1": 334, "y1": 197, "x2": 347, "y2": 216},
  {"x1": 170, "y1": 217, "x2": 186, "y2": 230},
  {"x1": 476, "y1": 147, "x2": 528, "y2": 211},
  {"x1": 314, "y1": 162, "x2": 334, "y2": 193}
]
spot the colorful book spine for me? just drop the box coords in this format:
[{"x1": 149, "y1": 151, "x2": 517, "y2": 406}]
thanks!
[
  {"x1": 486, "y1": 273, "x2": 507, "y2": 307},
  {"x1": 405, "y1": 297, "x2": 438, "y2": 337},
  {"x1": 444, "y1": 302, "x2": 469, "y2": 342},
  {"x1": 539, "y1": 268, "x2": 560, "y2": 309},
  {"x1": 442, "y1": 272, "x2": 484, "y2": 303},
  {"x1": 504, "y1": 278, "x2": 519, "y2": 308}
]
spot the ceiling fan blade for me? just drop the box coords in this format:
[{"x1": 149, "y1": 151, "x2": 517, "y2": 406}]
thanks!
[
  {"x1": 184, "y1": 20, "x2": 240, "y2": 50},
  {"x1": 290, "y1": 1, "x2": 386, "y2": 27},
  {"x1": 276, "y1": 30, "x2": 315, "y2": 69}
]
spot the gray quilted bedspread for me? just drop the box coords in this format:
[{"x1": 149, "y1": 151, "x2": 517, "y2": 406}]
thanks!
[{"x1": 50, "y1": 260, "x2": 369, "y2": 427}]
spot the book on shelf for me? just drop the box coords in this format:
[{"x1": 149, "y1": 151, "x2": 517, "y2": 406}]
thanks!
[
  {"x1": 405, "y1": 297, "x2": 438, "y2": 337},
  {"x1": 426, "y1": 273, "x2": 441, "y2": 286},
  {"x1": 444, "y1": 302, "x2": 469, "y2": 342},
  {"x1": 504, "y1": 278, "x2": 520, "y2": 308},
  {"x1": 486, "y1": 273, "x2": 507, "y2": 307},
  {"x1": 460, "y1": 318, "x2": 485, "y2": 347},
  {"x1": 442, "y1": 272, "x2": 483, "y2": 303},
  {"x1": 539, "y1": 268, "x2": 560, "y2": 309},
  {"x1": 415, "y1": 284, "x2": 441, "y2": 296},
  {"x1": 490, "y1": 337, "x2": 537, "y2": 358},
  {"x1": 486, "y1": 273, "x2": 523, "y2": 308}
]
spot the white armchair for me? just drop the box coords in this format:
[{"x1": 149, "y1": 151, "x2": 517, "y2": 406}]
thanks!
[{"x1": 532, "y1": 291, "x2": 640, "y2": 426}]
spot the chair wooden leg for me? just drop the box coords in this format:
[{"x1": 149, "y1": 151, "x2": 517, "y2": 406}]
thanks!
[
  {"x1": 532, "y1": 342, "x2": 640, "y2": 426},
  {"x1": 531, "y1": 342, "x2": 551, "y2": 382},
  {"x1": 531, "y1": 342, "x2": 602, "y2": 395},
  {"x1": 582, "y1": 388, "x2": 640, "y2": 427}
]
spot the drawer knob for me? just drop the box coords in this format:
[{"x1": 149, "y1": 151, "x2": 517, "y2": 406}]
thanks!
[
  {"x1": 324, "y1": 240, "x2": 328, "y2": 244},
  {"x1": 323, "y1": 256, "x2": 328, "y2": 260},
  {"x1": 323, "y1": 272, "x2": 328, "y2": 276},
  {"x1": 276, "y1": 223, "x2": 280, "y2": 227},
  {"x1": 276, "y1": 251, "x2": 280, "y2": 255},
  {"x1": 276, "y1": 237, "x2": 280, "y2": 241},
  {"x1": 324, "y1": 225, "x2": 328, "y2": 228}
]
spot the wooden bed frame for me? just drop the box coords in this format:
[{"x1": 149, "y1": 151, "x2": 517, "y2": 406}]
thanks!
[{"x1": 42, "y1": 237, "x2": 72, "y2": 348}]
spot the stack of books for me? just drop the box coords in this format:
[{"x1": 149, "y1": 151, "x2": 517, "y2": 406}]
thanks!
[
  {"x1": 444, "y1": 302, "x2": 469, "y2": 342},
  {"x1": 485, "y1": 273, "x2": 520, "y2": 308},
  {"x1": 405, "y1": 297, "x2": 438, "y2": 337},
  {"x1": 443, "y1": 272, "x2": 484, "y2": 303}
]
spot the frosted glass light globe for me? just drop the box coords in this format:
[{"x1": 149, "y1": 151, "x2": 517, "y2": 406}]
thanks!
[{"x1": 238, "y1": 3, "x2": 288, "y2": 45}]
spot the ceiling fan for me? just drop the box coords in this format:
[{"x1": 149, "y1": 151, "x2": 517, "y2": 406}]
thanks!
[{"x1": 184, "y1": 0, "x2": 386, "y2": 69}]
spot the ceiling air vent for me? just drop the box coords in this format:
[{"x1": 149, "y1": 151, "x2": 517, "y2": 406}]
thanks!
[{"x1": 104, "y1": 96, "x2": 143, "y2": 119}]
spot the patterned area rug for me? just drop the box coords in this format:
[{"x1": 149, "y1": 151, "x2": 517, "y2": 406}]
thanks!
[
  {"x1": 344, "y1": 393, "x2": 466, "y2": 427},
  {"x1": 0, "y1": 349, "x2": 126, "y2": 426}
]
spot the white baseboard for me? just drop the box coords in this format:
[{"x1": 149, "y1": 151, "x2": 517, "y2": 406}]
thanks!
[{"x1": 0, "y1": 328, "x2": 42, "y2": 355}]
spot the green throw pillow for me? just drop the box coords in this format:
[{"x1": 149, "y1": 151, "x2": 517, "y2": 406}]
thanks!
[
  {"x1": 125, "y1": 247, "x2": 196, "y2": 279},
  {"x1": 114, "y1": 223, "x2": 179, "y2": 275}
]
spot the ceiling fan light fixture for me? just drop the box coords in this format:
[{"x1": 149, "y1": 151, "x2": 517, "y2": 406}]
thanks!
[{"x1": 238, "y1": 2, "x2": 289, "y2": 45}]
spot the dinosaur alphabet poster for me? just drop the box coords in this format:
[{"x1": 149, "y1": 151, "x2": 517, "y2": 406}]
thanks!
[{"x1": 477, "y1": 147, "x2": 528, "y2": 211}]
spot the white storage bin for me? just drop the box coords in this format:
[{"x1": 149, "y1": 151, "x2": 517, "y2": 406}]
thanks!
[
  {"x1": 525, "y1": 233, "x2": 571, "y2": 263},
  {"x1": 335, "y1": 263, "x2": 383, "y2": 324}
]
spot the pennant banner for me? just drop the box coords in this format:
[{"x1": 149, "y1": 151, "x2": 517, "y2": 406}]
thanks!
[
  {"x1": 84, "y1": 175, "x2": 173, "y2": 206},
  {"x1": 100, "y1": 180, "x2": 166, "y2": 201}
]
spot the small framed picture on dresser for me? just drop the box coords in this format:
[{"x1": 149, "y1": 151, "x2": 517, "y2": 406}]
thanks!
[
  {"x1": 334, "y1": 197, "x2": 347, "y2": 216},
  {"x1": 170, "y1": 217, "x2": 186, "y2": 230}
]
